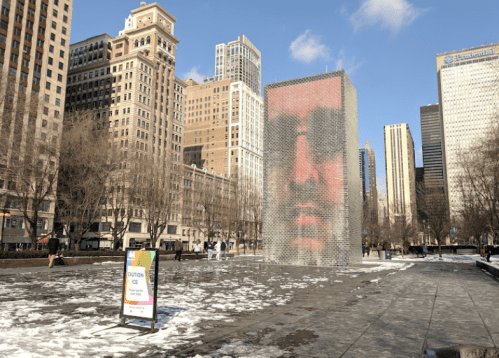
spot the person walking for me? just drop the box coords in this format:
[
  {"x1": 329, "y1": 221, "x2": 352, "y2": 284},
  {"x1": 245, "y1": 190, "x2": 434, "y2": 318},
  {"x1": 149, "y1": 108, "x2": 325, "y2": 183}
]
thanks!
[
  {"x1": 48, "y1": 235, "x2": 59, "y2": 268},
  {"x1": 366, "y1": 245, "x2": 370, "y2": 257},
  {"x1": 174, "y1": 238, "x2": 183, "y2": 262},
  {"x1": 193, "y1": 241, "x2": 202, "y2": 261},
  {"x1": 220, "y1": 240, "x2": 228, "y2": 260},
  {"x1": 362, "y1": 244, "x2": 366, "y2": 257},
  {"x1": 207, "y1": 240, "x2": 214, "y2": 260},
  {"x1": 215, "y1": 240, "x2": 222, "y2": 261}
]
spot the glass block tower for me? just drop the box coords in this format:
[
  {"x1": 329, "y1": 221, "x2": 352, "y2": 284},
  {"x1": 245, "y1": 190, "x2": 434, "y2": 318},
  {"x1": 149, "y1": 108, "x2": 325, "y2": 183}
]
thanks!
[{"x1": 263, "y1": 71, "x2": 361, "y2": 266}]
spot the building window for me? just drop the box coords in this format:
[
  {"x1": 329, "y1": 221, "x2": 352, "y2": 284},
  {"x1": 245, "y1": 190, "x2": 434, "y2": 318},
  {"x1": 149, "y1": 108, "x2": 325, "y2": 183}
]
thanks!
[{"x1": 129, "y1": 222, "x2": 141, "y2": 233}]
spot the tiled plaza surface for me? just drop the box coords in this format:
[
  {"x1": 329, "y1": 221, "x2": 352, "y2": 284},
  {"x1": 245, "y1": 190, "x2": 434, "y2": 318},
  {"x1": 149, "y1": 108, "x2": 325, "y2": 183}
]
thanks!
[{"x1": 1, "y1": 256, "x2": 498, "y2": 357}]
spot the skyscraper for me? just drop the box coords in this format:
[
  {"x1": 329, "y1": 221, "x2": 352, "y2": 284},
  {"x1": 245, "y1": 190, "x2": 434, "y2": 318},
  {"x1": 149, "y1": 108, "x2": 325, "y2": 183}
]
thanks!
[
  {"x1": 0, "y1": 0, "x2": 73, "y2": 248},
  {"x1": 420, "y1": 104, "x2": 444, "y2": 189},
  {"x1": 205, "y1": 35, "x2": 261, "y2": 96},
  {"x1": 359, "y1": 142, "x2": 377, "y2": 225},
  {"x1": 183, "y1": 78, "x2": 263, "y2": 190},
  {"x1": 437, "y1": 43, "x2": 499, "y2": 218},
  {"x1": 185, "y1": 34, "x2": 263, "y2": 191},
  {"x1": 64, "y1": 2, "x2": 185, "y2": 248},
  {"x1": 384, "y1": 123, "x2": 417, "y2": 227}
]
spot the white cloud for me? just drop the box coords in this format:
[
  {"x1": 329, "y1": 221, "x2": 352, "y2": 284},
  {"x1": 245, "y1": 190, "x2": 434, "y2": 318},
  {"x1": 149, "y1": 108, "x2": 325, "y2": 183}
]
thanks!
[
  {"x1": 289, "y1": 30, "x2": 330, "y2": 64},
  {"x1": 183, "y1": 67, "x2": 206, "y2": 83},
  {"x1": 335, "y1": 49, "x2": 364, "y2": 76},
  {"x1": 349, "y1": 0, "x2": 429, "y2": 34}
]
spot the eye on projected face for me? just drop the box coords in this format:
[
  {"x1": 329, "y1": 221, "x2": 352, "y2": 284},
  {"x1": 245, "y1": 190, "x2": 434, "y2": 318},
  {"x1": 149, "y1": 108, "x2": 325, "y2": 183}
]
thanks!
[{"x1": 267, "y1": 77, "x2": 344, "y2": 252}]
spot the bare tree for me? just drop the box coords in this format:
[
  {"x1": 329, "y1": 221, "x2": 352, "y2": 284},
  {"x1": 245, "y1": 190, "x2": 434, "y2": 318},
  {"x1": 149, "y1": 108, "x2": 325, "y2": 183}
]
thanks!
[
  {"x1": 455, "y1": 180, "x2": 490, "y2": 253},
  {"x1": 247, "y1": 178, "x2": 262, "y2": 255},
  {"x1": 192, "y1": 170, "x2": 220, "y2": 243},
  {"x1": 455, "y1": 123, "x2": 499, "y2": 250},
  {"x1": 0, "y1": 82, "x2": 59, "y2": 250},
  {"x1": 385, "y1": 200, "x2": 418, "y2": 256},
  {"x1": 103, "y1": 156, "x2": 136, "y2": 250},
  {"x1": 138, "y1": 158, "x2": 180, "y2": 248},
  {"x1": 57, "y1": 111, "x2": 111, "y2": 251},
  {"x1": 417, "y1": 181, "x2": 450, "y2": 258},
  {"x1": 389, "y1": 216, "x2": 417, "y2": 257}
]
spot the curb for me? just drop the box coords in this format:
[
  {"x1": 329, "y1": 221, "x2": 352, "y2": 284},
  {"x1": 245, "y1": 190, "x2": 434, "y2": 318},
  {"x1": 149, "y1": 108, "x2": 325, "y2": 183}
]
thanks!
[{"x1": 476, "y1": 260, "x2": 499, "y2": 278}]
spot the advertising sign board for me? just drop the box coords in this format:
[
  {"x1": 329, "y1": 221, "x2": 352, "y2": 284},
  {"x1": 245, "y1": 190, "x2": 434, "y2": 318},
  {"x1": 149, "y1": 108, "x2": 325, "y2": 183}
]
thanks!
[{"x1": 120, "y1": 248, "x2": 159, "y2": 323}]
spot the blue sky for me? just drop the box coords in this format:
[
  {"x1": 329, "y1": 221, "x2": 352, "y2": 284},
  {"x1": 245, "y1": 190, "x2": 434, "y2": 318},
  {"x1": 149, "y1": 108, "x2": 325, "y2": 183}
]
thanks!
[{"x1": 72, "y1": 0, "x2": 499, "y2": 192}]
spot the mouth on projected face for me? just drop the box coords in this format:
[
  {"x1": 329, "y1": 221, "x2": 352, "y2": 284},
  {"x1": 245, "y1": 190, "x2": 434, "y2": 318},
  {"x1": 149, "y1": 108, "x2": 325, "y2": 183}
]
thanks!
[{"x1": 291, "y1": 204, "x2": 328, "y2": 250}]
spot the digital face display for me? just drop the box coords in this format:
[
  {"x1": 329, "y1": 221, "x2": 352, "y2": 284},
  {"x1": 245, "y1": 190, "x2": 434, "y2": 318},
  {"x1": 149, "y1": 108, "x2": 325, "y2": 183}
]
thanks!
[{"x1": 264, "y1": 75, "x2": 349, "y2": 265}]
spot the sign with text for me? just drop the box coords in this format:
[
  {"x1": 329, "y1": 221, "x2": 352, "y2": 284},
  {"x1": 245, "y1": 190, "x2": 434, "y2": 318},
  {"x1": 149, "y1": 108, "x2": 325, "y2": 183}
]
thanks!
[{"x1": 120, "y1": 248, "x2": 159, "y2": 322}]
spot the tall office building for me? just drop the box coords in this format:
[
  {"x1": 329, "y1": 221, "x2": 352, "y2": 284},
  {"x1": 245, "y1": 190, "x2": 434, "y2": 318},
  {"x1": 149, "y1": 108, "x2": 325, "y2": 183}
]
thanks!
[
  {"x1": 420, "y1": 104, "x2": 444, "y2": 189},
  {"x1": 184, "y1": 77, "x2": 263, "y2": 191},
  {"x1": 0, "y1": 0, "x2": 73, "y2": 248},
  {"x1": 437, "y1": 43, "x2": 499, "y2": 218},
  {"x1": 384, "y1": 123, "x2": 417, "y2": 226},
  {"x1": 359, "y1": 141, "x2": 377, "y2": 224},
  {"x1": 204, "y1": 35, "x2": 261, "y2": 96},
  {"x1": 377, "y1": 191, "x2": 387, "y2": 225},
  {"x1": 65, "y1": 2, "x2": 185, "y2": 248}
]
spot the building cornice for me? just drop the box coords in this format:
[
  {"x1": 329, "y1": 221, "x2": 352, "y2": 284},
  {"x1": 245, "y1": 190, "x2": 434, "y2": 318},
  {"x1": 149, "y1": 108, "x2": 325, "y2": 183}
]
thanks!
[{"x1": 131, "y1": 2, "x2": 177, "y2": 23}]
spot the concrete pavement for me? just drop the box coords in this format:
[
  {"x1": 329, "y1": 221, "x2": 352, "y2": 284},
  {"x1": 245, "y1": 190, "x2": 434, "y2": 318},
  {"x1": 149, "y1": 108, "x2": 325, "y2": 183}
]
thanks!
[{"x1": 176, "y1": 259, "x2": 499, "y2": 357}]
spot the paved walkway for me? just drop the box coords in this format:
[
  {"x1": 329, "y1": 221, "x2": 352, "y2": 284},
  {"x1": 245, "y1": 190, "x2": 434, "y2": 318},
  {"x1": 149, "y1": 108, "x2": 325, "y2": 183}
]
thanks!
[{"x1": 177, "y1": 259, "x2": 499, "y2": 358}]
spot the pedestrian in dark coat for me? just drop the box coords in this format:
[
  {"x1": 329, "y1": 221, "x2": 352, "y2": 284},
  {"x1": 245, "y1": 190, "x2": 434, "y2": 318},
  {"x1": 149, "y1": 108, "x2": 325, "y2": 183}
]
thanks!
[
  {"x1": 174, "y1": 239, "x2": 183, "y2": 262},
  {"x1": 366, "y1": 246, "x2": 370, "y2": 257},
  {"x1": 362, "y1": 244, "x2": 366, "y2": 257},
  {"x1": 48, "y1": 236, "x2": 59, "y2": 268}
]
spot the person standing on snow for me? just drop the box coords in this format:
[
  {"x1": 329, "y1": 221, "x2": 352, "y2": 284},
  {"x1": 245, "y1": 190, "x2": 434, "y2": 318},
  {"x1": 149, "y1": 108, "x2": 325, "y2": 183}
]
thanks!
[
  {"x1": 193, "y1": 241, "x2": 202, "y2": 261},
  {"x1": 48, "y1": 235, "x2": 59, "y2": 268},
  {"x1": 207, "y1": 240, "x2": 214, "y2": 260},
  {"x1": 220, "y1": 240, "x2": 228, "y2": 260},
  {"x1": 174, "y1": 238, "x2": 183, "y2": 262},
  {"x1": 215, "y1": 240, "x2": 222, "y2": 260}
]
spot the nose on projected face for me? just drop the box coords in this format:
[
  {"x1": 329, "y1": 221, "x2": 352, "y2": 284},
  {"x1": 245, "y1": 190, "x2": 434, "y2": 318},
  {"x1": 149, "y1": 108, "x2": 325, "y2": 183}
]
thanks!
[{"x1": 293, "y1": 135, "x2": 319, "y2": 185}]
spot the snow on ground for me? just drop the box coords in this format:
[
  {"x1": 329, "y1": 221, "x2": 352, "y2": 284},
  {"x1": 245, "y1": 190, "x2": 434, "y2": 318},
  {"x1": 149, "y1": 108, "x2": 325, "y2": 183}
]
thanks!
[{"x1": 0, "y1": 259, "x2": 413, "y2": 358}]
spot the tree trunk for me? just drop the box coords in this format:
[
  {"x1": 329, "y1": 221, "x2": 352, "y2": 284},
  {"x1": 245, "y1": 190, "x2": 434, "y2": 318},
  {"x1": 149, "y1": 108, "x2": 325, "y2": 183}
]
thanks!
[
  {"x1": 438, "y1": 239, "x2": 442, "y2": 258},
  {"x1": 75, "y1": 225, "x2": 84, "y2": 252},
  {"x1": 30, "y1": 212, "x2": 38, "y2": 251}
]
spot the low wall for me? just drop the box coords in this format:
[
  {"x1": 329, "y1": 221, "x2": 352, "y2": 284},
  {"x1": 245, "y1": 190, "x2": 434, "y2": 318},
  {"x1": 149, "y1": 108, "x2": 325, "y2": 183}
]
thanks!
[
  {"x1": 476, "y1": 260, "x2": 499, "y2": 278},
  {"x1": 0, "y1": 253, "x2": 234, "y2": 269}
]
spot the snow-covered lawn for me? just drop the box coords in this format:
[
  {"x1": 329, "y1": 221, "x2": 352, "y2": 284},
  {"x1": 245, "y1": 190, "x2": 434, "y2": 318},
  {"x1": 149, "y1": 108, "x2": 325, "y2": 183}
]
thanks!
[{"x1": 0, "y1": 259, "x2": 413, "y2": 357}]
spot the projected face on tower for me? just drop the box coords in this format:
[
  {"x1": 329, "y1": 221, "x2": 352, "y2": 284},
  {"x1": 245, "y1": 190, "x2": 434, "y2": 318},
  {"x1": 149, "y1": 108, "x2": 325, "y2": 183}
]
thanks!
[{"x1": 266, "y1": 76, "x2": 344, "y2": 256}]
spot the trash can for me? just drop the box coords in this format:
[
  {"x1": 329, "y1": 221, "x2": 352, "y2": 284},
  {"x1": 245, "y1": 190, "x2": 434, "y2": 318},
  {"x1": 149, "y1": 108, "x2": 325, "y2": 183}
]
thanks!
[
  {"x1": 385, "y1": 251, "x2": 392, "y2": 260},
  {"x1": 379, "y1": 250, "x2": 386, "y2": 260}
]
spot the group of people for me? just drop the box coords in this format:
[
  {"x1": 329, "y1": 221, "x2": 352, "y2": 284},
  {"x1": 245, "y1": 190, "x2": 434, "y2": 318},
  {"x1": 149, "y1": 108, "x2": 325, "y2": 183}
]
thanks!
[{"x1": 173, "y1": 238, "x2": 230, "y2": 262}]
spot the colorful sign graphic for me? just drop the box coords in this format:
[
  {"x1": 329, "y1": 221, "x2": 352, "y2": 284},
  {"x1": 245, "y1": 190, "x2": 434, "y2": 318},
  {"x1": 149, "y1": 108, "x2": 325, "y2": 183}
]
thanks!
[{"x1": 120, "y1": 249, "x2": 159, "y2": 321}]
